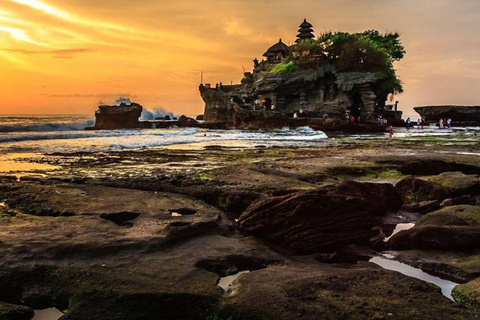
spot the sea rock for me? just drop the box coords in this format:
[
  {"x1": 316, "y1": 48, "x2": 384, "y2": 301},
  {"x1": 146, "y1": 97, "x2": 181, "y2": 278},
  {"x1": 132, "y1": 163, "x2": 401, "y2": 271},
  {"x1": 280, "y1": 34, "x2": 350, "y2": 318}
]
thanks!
[
  {"x1": 177, "y1": 115, "x2": 199, "y2": 126},
  {"x1": 388, "y1": 205, "x2": 480, "y2": 251},
  {"x1": 238, "y1": 181, "x2": 402, "y2": 253},
  {"x1": 0, "y1": 302, "x2": 34, "y2": 320},
  {"x1": 93, "y1": 102, "x2": 143, "y2": 129},
  {"x1": 395, "y1": 172, "x2": 480, "y2": 204},
  {"x1": 452, "y1": 277, "x2": 480, "y2": 312},
  {"x1": 414, "y1": 105, "x2": 480, "y2": 125}
]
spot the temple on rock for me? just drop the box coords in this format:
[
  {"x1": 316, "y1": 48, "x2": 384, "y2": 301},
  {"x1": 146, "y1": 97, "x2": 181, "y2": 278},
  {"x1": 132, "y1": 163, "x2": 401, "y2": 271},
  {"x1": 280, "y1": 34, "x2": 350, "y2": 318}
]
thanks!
[{"x1": 199, "y1": 19, "x2": 403, "y2": 130}]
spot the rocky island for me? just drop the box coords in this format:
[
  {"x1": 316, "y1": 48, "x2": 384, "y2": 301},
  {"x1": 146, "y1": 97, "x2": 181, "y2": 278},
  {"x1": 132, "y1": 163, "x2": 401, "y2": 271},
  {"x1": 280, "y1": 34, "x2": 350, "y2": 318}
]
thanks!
[{"x1": 199, "y1": 20, "x2": 405, "y2": 131}]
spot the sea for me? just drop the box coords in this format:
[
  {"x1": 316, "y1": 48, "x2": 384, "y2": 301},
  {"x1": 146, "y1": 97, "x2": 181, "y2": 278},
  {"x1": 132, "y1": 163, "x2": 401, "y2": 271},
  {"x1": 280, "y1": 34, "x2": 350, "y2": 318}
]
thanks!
[{"x1": 0, "y1": 115, "x2": 479, "y2": 154}]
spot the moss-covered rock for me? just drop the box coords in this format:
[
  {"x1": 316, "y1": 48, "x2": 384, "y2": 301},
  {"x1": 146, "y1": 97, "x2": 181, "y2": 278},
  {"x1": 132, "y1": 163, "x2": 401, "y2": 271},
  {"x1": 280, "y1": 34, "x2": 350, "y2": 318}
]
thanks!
[
  {"x1": 395, "y1": 172, "x2": 480, "y2": 204},
  {"x1": 430, "y1": 172, "x2": 480, "y2": 195},
  {"x1": 452, "y1": 277, "x2": 480, "y2": 313},
  {"x1": 389, "y1": 205, "x2": 480, "y2": 251},
  {"x1": 417, "y1": 205, "x2": 480, "y2": 227},
  {"x1": 0, "y1": 302, "x2": 34, "y2": 320}
]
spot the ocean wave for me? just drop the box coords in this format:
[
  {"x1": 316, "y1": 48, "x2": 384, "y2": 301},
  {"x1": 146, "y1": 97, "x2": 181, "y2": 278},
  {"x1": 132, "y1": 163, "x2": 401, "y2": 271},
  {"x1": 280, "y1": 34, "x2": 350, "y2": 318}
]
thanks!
[
  {"x1": 0, "y1": 118, "x2": 95, "y2": 132},
  {"x1": 0, "y1": 126, "x2": 329, "y2": 153},
  {"x1": 0, "y1": 128, "x2": 199, "y2": 144}
]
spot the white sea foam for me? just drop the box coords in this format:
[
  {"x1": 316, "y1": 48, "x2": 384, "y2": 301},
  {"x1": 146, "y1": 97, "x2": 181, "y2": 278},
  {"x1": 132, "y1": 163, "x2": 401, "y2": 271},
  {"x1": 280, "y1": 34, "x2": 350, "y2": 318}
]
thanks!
[{"x1": 0, "y1": 121, "x2": 329, "y2": 153}]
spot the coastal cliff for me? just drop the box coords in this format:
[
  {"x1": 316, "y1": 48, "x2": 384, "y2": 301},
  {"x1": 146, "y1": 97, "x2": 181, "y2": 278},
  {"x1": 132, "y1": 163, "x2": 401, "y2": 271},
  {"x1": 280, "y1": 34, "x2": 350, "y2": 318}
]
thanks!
[{"x1": 414, "y1": 105, "x2": 480, "y2": 125}]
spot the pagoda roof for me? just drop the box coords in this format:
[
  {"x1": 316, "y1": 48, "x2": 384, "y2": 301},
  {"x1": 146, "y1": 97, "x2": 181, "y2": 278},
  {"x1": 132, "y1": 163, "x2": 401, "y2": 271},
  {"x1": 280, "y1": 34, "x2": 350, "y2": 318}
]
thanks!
[
  {"x1": 299, "y1": 19, "x2": 313, "y2": 29},
  {"x1": 298, "y1": 27, "x2": 313, "y2": 32},
  {"x1": 262, "y1": 38, "x2": 290, "y2": 57}
]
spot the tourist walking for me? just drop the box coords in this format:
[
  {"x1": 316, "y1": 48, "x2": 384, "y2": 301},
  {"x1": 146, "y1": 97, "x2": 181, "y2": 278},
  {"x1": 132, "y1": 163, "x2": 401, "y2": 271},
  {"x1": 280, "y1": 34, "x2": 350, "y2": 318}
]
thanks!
[
  {"x1": 406, "y1": 117, "x2": 411, "y2": 129},
  {"x1": 439, "y1": 118, "x2": 444, "y2": 129},
  {"x1": 447, "y1": 118, "x2": 452, "y2": 129}
]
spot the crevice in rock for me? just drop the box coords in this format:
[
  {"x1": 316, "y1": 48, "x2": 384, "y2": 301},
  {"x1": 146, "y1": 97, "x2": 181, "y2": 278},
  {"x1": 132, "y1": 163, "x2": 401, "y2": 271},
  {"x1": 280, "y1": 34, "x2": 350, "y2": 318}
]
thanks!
[
  {"x1": 195, "y1": 255, "x2": 280, "y2": 277},
  {"x1": 168, "y1": 221, "x2": 191, "y2": 227},
  {"x1": 168, "y1": 208, "x2": 197, "y2": 216},
  {"x1": 100, "y1": 212, "x2": 140, "y2": 226}
]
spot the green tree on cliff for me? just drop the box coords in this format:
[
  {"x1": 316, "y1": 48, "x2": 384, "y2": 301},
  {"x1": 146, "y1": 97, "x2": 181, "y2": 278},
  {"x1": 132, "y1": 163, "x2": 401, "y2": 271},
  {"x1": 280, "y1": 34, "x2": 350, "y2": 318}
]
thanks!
[{"x1": 291, "y1": 30, "x2": 405, "y2": 106}]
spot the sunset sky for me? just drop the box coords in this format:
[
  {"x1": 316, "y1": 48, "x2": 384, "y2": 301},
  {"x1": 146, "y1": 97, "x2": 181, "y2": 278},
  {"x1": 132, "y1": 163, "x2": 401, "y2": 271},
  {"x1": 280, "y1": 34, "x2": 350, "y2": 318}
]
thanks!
[{"x1": 1, "y1": 0, "x2": 480, "y2": 116}]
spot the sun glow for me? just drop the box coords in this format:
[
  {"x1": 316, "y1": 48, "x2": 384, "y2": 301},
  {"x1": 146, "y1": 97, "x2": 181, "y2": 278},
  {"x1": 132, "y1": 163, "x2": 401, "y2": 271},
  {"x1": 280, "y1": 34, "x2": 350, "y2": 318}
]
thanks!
[
  {"x1": 0, "y1": 25, "x2": 40, "y2": 45},
  {"x1": 8, "y1": 0, "x2": 71, "y2": 20}
]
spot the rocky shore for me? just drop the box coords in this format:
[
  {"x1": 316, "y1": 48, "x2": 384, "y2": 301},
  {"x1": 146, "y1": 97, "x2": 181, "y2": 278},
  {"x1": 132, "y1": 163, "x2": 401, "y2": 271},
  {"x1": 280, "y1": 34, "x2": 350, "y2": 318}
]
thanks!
[{"x1": 1, "y1": 136, "x2": 480, "y2": 319}]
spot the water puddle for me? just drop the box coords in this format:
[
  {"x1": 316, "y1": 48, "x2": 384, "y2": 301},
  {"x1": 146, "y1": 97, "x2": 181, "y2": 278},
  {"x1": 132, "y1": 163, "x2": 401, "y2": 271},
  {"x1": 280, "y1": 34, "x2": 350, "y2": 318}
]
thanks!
[
  {"x1": 218, "y1": 271, "x2": 250, "y2": 295},
  {"x1": 370, "y1": 256, "x2": 458, "y2": 301},
  {"x1": 384, "y1": 223, "x2": 415, "y2": 242},
  {"x1": 33, "y1": 308, "x2": 64, "y2": 320}
]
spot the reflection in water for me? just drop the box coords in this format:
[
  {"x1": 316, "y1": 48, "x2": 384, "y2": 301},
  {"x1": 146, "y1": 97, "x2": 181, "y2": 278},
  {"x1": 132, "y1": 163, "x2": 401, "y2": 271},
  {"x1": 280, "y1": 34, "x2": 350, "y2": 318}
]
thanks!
[
  {"x1": 33, "y1": 308, "x2": 64, "y2": 320},
  {"x1": 370, "y1": 256, "x2": 458, "y2": 301},
  {"x1": 384, "y1": 223, "x2": 415, "y2": 242},
  {"x1": 0, "y1": 153, "x2": 60, "y2": 175},
  {"x1": 218, "y1": 271, "x2": 250, "y2": 292}
]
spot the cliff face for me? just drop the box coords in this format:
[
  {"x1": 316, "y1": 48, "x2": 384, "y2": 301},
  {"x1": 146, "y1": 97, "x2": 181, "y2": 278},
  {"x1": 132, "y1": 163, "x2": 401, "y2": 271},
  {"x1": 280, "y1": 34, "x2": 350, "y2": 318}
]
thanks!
[
  {"x1": 94, "y1": 103, "x2": 143, "y2": 129},
  {"x1": 200, "y1": 65, "x2": 381, "y2": 130},
  {"x1": 200, "y1": 86, "x2": 290, "y2": 130},
  {"x1": 414, "y1": 106, "x2": 480, "y2": 124},
  {"x1": 199, "y1": 85, "x2": 385, "y2": 132}
]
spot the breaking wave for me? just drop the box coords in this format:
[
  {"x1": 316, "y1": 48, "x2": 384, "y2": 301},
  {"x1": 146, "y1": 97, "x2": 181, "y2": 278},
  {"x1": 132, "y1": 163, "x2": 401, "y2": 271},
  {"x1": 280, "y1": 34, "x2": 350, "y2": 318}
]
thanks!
[{"x1": 0, "y1": 116, "x2": 94, "y2": 132}]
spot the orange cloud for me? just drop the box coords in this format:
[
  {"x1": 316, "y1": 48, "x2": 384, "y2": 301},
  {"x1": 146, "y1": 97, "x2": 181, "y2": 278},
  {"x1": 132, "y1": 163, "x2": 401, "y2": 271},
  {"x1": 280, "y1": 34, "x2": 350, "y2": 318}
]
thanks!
[{"x1": 1, "y1": 0, "x2": 480, "y2": 117}]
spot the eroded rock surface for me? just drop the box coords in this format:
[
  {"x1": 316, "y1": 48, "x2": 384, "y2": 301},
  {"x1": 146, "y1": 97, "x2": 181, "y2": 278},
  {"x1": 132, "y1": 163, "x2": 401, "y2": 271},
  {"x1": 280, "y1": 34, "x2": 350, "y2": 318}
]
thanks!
[{"x1": 239, "y1": 181, "x2": 402, "y2": 253}]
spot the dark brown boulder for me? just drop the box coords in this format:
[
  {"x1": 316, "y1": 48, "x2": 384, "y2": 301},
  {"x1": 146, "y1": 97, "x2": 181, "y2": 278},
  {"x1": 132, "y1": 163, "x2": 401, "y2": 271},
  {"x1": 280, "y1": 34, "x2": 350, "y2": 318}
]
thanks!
[
  {"x1": 177, "y1": 115, "x2": 199, "y2": 126},
  {"x1": 93, "y1": 102, "x2": 143, "y2": 129},
  {"x1": 238, "y1": 181, "x2": 402, "y2": 254}
]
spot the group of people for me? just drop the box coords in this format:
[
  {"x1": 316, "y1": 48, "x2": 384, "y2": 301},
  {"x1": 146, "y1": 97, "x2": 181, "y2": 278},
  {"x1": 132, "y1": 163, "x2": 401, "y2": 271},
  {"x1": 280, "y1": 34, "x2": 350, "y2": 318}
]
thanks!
[
  {"x1": 406, "y1": 117, "x2": 452, "y2": 129},
  {"x1": 438, "y1": 118, "x2": 452, "y2": 129}
]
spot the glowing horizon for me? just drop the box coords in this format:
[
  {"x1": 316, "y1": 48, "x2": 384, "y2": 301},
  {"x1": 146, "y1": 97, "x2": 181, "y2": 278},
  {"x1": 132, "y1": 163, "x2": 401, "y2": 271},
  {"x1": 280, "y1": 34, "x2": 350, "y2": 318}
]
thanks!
[{"x1": 1, "y1": 0, "x2": 480, "y2": 116}]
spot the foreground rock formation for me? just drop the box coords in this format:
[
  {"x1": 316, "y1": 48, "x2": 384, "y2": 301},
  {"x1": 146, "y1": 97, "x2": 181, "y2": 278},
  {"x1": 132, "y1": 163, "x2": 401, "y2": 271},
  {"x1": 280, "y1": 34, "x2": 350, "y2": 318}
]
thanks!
[
  {"x1": 1, "y1": 137, "x2": 480, "y2": 319},
  {"x1": 239, "y1": 181, "x2": 402, "y2": 253}
]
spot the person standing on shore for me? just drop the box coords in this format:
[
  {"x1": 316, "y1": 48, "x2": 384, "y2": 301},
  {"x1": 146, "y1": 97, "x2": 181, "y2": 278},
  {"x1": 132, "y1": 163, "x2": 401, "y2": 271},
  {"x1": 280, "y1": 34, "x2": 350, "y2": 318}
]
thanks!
[
  {"x1": 406, "y1": 117, "x2": 411, "y2": 129},
  {"x1": 447, "y1": 118, "x2": 452, "y2": 129},
  {"x1": 439, "y1": 118, "x2": 444, "y2": 129}
]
